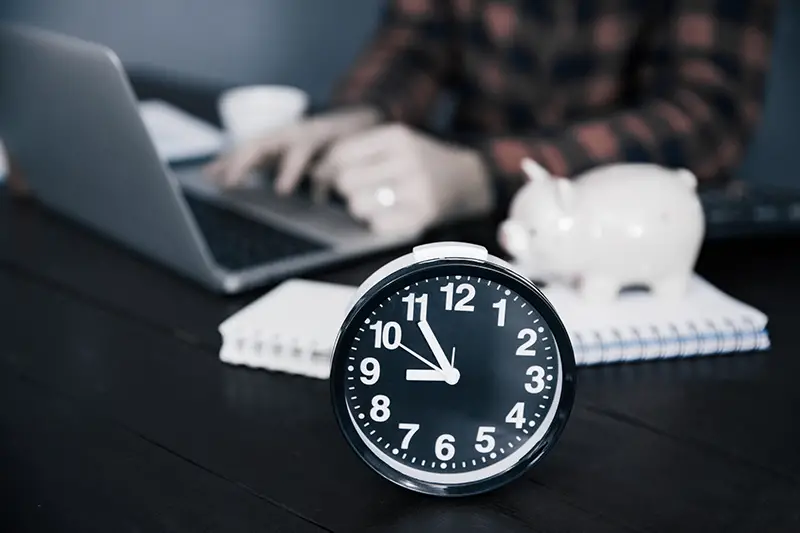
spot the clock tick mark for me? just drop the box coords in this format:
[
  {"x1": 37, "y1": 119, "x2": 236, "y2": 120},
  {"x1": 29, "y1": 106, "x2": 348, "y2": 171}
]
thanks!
[
  {"x1": 347, "y1": 377, "x2": 354, "y2": 380},
  {"x1": 377, "y1": 437, "x2": 382, "y2": 443},
  {"x1": 348, "y1": 387, "x2": 354, "y2": 391},
  {"x1": 370, "y1": 430, "x2": 376, "y2": 435},
  {"x1": 547, "y1": 375, "x2": 554, "y2": 381},
  {"x1": 347, "y1": 365, "x2": 354, "y2": 371},
  {"x1": 545, "y1": 346, "x2": 552, "y2": 350},
  {"x1": 358, "y1": 413, "x2": 365, "y2": 420},
  {"x1": 364, "y1": 318, "x2": 370, "y2": 324},
  {"x1": 392, "y1": 448, "x2": 399, "y2": 455},
  {"x1": 547, "y1": 356, "x2": 553, "y2": 360},
  {"x1": 509, "y1": 443, "x2": 514, "y2": 449},
  {"x1": 535, "y1": 413, "x2": 542, "y2": 418},
  {"x1": 533, "y1": 319, "x2": 540, "y2": 323},
  {"x1": 354, "y1": 337, "x2": 360, "y2": 341},
  {"x1": 528, "y1": 420, "x2": 536, "y2": 427},
  {"x1": 538, "y1": 327, "x2": 545, "y2": 333},
  {"x1": 348, "y1": 357, "x2": 355, "y2": 361},
  {"x1": 462, "y1": 461, "x2": 466, "y2": 468},
  {"x1": 490, "y1": 452, "x2": 497, "y2": 459},
  {"x1": 421, "y1": 460, "x2": 426, "y2": 466},
  {"x1": 543, "y1": 395, "x2": 550, "y2": 399},
  {"x1": 482, "y1": 457, "x2": 487, "y2": 463},
  {"x1": 539, "y1": 404, "x2": 546, "y2": 409},
  {"x1": 504, "y1": 289, "x2": 510, "y2": 296},
  {"x1": 516, "y1": 436, "x2": 522, "y2": 441},
  {"x1": 527, "y1": 311, "x2": 533, "y2": 315},
  {"x1": 441, "y1": 462, "x2": 447, "y2": 469},
  {"x1": 523, "y1": 429, "x2": 530, "y2": 434},
  {"x1": 384, "y1": 443, "x2": 390, "y2": 449},
  {"x1": 402, "y1": 453, "x2": 407, "y2": 459},
  {"x1": 350, "y1": 396, "x2": 357, "y2": 400},
  {"x1": 472, "y1": 459, "x2": 477, "y2": 466},
  {"x1": 412, "y1": 457, "x2": 416, "y2": 463}
]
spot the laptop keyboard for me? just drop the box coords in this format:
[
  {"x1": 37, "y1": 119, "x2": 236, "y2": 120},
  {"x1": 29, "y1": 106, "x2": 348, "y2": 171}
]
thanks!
[
  {"x1": 183, "y1": 193, "x2": 329, "y2": 271},
  {"x1": 700, "y1": 182, "x2": 800, "y2": 237}
]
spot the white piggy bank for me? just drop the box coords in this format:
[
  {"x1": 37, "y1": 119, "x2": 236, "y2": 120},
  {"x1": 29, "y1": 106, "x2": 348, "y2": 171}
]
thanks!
[{"x1": 498, "y1": 159, "x2": 705, "y2": 302}]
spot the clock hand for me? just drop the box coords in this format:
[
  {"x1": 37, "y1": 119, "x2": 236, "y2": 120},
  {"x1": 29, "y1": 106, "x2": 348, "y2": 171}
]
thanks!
[
  {"x1": 398, "y1": 342, "x2": 442, "y2": 373},
  {"x1": 417, "y1": 321, "x2": 460, "y2": 385},
  {"x1": 405, "y1": 369, "x2": 448, "y2": 381},
  {"x1": 417, "y1": 320, "x2": 452, "y2": 372}
]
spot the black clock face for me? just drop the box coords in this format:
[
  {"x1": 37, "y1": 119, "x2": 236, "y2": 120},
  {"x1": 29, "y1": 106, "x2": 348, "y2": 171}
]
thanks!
[{"x1": 331, "y1": 260, "x2": 576, "y2": 496}]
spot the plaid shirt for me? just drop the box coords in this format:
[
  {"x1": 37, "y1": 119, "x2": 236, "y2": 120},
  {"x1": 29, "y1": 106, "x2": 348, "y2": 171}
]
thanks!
[{"x1": 332, "y1": 0, "x2": 776, "y2": 211}]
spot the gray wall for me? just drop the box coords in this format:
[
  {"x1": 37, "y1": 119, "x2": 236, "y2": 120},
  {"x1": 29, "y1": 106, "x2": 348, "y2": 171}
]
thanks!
[{"x1": 1, "y1": 0, "x2": 385, "y2": 105}]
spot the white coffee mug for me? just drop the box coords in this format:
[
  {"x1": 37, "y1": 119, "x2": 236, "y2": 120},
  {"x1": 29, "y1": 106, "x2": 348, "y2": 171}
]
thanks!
[{"x1": 218, "y1": 85, "x2": 309, "y2": 146}]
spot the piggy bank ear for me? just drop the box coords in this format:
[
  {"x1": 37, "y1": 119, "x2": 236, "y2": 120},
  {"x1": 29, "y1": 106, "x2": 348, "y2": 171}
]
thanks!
[
  {"x1": 521, "y1": 158, "x2": 551, "y2": 183},
  {"x1": 554, "y1": 178, "x2": 575, "y2": 213}
]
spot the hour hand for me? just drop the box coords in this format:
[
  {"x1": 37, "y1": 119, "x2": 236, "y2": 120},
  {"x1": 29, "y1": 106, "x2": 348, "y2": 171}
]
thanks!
[
  {"x1": 406, "y1": 368, "x2": 459, "y2": 385},
  {"x1": 405, "y1": 369, "x2": 447, "y2": 382}
]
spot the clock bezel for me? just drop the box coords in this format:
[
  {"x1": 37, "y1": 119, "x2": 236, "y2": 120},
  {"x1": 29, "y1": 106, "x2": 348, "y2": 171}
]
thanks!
[{"x1": 330, "y1": 257, "x2": 577, "y2": 497}]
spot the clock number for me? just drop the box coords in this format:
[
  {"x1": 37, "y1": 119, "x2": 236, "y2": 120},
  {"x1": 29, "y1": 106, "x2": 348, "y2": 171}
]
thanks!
[
  {"x1": 370, "y1": 395, "x2": 391, "y2": 422},
  {"x1": 493, "y1": 299, "x2": 507, "y2": 327},
  {"x1": 398, "y1": 423, "x2": 420, "y2": 449},
  {"x1": 359, "y1": 357, "x2": 380, "y2": 385},
  {"x1": 401, "y1": 293, "x2": 428, "y2": 321},
  {"x1": 441, "y1": 283, "x2": 475, "y2": 311},
  {"x1": 505, "y1": 402, "x2": 526, "y2": 429},
  {"x1": 516, "y1": 328, "x2": 537, "y2": 356},
  {"x1": 474, "y1": 426, "x2": 496, "y2": 453},
  {"x1": 525, "y1": 365, "x2": 546, "y2": 394},
  {"x1": 435, "y1": 434, "x2": 456, "y2": 461},
  {"x1": 369, "y1": 320, "x2": 402, "y2": 350}
]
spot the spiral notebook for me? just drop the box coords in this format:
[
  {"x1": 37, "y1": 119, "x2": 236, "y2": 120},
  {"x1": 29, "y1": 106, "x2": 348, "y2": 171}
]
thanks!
[{"x1": 218, "y1": 276, "x2": 770, "y2": 379}]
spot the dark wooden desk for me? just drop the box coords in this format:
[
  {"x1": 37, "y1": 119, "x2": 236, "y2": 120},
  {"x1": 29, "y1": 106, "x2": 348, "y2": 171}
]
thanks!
[{"x1": 2, "y1": 83, "x2": 800, "y2": 532}]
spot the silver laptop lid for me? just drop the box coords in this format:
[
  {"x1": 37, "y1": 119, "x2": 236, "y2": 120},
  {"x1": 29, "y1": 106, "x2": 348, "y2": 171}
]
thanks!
[{"x1": 0, "y1": 24, "x2": 222, "y2": 287}]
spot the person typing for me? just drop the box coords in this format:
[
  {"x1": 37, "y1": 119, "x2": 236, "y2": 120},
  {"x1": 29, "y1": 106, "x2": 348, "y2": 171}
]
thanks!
[{"x1": 208, "y1": 0, "x2": 776, "y2": 237}]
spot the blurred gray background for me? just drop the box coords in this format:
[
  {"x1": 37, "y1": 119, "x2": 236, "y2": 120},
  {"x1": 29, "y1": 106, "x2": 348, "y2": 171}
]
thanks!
[{"x1": 1, "y1": 0, "x2": 798, "y2": 188}]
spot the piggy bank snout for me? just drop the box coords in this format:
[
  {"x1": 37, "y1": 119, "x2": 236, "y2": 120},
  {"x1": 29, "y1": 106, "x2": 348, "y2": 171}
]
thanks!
[{"x1": 498, "y1": 220, "x2": 529, "y2": 256}]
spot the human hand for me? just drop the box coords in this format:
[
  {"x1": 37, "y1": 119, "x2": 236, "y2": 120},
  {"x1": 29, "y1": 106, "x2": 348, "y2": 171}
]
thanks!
[
  {"x1": 313, "y1": 124, "x2": 494, "y2": 236},
  {"x1": 205, "y1": 105, "x2": 381, "y2": 193}
]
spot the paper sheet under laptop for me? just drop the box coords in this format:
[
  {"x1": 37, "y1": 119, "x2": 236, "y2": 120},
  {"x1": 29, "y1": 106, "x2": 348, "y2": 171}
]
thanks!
[{"x1": 138, "y1": 99, "x2": 225, "y2": 162}]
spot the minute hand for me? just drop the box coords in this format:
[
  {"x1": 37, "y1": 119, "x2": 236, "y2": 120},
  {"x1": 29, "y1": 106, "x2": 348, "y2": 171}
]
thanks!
[{"x1": 417, "y1": 321, "x2": 452, "y2": 371}]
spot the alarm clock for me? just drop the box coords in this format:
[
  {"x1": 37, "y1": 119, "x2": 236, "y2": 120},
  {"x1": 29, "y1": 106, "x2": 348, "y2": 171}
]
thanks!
[{"x1": 330, "y1": 242, "x2": 576, "y2": 496}]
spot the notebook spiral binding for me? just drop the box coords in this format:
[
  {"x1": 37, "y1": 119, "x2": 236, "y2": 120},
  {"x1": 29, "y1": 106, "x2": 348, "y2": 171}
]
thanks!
[
  {"x1": 571, "y1": 313, "x2": 770, "y2": 365},
  {"x1": 219, "y1": 328, "x2": 332, "y2": 379}
]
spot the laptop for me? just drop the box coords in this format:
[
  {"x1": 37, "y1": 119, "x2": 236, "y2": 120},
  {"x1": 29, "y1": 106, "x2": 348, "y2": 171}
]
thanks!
[{"x1": 0, "y1": 24, "x2": 416, "y2": 294}]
